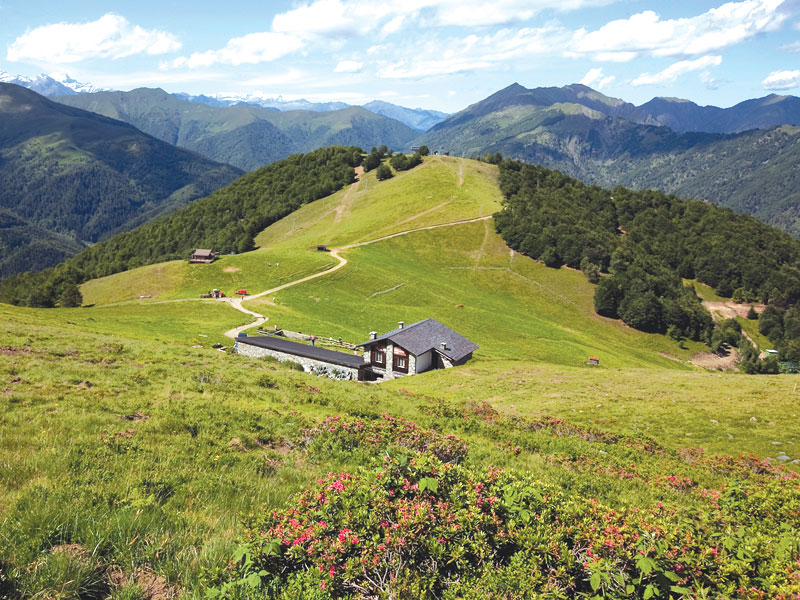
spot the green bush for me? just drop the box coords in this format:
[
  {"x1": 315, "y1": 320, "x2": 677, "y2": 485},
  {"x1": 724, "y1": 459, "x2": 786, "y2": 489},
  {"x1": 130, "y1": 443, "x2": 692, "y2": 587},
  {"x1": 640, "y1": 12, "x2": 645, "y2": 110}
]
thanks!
[
  {"x1": 375, "y1": 164, "x2": 392, "y2": 181},
  {"x1": 219, "y1": 453, "x2": 800, "y2": 599}
]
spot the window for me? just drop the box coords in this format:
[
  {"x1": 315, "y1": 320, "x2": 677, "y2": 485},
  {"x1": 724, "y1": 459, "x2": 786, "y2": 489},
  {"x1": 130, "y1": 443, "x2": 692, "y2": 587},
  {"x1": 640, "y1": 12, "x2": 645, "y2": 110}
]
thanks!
[
  {"x1": 393, "y1": 351, "x2": 409, "y2": 373},
  {"x1": 371, "y1": 347, "x2": 385, "y2": 366}
]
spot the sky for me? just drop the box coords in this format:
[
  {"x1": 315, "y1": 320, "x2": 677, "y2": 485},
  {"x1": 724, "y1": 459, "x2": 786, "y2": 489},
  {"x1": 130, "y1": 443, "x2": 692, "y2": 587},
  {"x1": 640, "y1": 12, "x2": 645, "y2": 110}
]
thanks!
[{"x1": 1, "y1": 0, "x2": 800, "y2": 112}]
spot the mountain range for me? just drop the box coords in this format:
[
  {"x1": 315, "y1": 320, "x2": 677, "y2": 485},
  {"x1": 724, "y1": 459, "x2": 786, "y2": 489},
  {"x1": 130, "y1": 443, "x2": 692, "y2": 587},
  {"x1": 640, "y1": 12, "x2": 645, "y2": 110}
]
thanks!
[
  {"x1": 416, "y1": 83, "x2": 800, "y2": 236},
  {"x1": 2, "y1": 71, "x2": 449, "y2": 132},
  {"x1": 0, "y1": 82, "x2": 241, "y2": 276},
  {"x1": 54, "y1": 88, "x2": 419, "y2": 171}
]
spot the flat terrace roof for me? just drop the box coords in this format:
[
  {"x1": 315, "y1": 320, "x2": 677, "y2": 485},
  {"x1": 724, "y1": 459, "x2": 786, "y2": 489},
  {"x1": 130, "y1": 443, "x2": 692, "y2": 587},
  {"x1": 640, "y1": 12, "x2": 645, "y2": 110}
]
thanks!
[{"x1": 237, "y1": 335, "x2": 367, "y2": 369}]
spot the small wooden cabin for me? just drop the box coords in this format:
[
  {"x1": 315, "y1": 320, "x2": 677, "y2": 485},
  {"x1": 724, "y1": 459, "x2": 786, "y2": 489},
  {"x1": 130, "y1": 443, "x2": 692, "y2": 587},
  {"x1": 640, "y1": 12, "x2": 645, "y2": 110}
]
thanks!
[{"x1": 190, "y1": 249, "x2": 217, "y2": 264}]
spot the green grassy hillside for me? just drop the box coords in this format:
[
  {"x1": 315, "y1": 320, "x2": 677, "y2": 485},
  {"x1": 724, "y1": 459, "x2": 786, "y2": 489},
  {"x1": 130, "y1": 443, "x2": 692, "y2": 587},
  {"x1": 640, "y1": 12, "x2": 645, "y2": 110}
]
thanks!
[
  {"x1": 80, "y1": 249, "x2": 336, "y2": 306},
  {"x1": 1, "y1": 297, "x2": 798, "y2": 598},
  {"x1": 3, "y1": 154, "x2": 800, "y2": 599},
  {"x1": 242, "y1": 156, "x2": 696, "y2": 369},
  {"x1": 78, "y1": 156, "x2": 698, "y2": 369}
]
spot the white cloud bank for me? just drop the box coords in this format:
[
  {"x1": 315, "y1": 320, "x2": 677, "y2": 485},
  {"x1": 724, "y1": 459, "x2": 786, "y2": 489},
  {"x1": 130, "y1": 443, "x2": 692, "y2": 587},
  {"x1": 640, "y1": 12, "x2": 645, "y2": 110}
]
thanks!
[
  {"x1": 378, "y1": 25, "x2": 566, "y2": 78},
  {"x1": 171, "y1": 32, "x2": 305, "y2": 68},
  {"x1": 272, "y1": 0, "x2": 616, "y2": 35},
  {"x1": 7, "y1": 14, "x2": 180, "y2": 64},
  {"x1": 579, "y1": 67, "x2": 615, "y2": 89},
  {"x1": 570, "y1": 0, "x2": 789, "y2": 61},
  {"x1": 632, "y1": 55, "x2": 723, "y2": 86},
  {"x1": 762, "y1": 69, "x2": 800, "y2": 89}
]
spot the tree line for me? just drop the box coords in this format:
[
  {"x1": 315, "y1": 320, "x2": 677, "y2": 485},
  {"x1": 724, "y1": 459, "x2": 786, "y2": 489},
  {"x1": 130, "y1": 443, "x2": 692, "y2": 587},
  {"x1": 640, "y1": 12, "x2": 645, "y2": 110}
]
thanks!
[{"x1": 494, "y1": 158, "x2": 800, "y2": 365}]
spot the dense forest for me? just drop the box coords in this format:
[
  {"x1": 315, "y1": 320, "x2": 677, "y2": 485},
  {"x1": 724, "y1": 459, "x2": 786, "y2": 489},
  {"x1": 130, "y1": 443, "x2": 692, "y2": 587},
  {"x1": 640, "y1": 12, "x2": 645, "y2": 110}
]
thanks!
[
  {"x1": 0, "y1": 146, "x2": 363, "y2": 308},
  {"x1": 494, "y1": 159, "x2": 800, "y2": 365}
]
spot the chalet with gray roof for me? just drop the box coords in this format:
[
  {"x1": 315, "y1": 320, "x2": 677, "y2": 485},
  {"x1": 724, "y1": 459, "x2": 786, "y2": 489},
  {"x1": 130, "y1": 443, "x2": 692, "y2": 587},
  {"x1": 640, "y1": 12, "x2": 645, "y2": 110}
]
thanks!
[{"x1": 358, "y1": 318, "x2": 478, "y2": 379}]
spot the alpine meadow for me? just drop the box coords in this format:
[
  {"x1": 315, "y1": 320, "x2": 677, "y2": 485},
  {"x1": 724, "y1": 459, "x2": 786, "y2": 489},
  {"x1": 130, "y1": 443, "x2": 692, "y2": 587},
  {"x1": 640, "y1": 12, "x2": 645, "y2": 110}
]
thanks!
[{"x1": 4, "y1": 2, "x2": 800, "y2": 598}]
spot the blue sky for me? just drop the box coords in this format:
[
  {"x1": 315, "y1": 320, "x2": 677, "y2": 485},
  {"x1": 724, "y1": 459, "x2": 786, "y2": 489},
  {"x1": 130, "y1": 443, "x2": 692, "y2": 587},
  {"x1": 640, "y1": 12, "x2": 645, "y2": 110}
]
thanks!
[{"x1": 1, "y1": 0, "x2": 800, "y2": 112}]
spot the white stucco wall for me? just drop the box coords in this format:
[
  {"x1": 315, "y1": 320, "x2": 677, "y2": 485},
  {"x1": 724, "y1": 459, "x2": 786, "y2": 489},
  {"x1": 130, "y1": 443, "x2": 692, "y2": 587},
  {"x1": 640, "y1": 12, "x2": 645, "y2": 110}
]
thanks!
[{"x1": 415, "y1": 350, "x2": 432, "y2": 374}]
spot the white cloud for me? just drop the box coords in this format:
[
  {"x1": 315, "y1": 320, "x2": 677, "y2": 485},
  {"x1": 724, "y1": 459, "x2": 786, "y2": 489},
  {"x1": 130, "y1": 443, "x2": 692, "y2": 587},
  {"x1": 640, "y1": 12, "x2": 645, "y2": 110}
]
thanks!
[
  {"x1": 571, "y1": 0, "x2": 789, "y2": 61},
  {"x1": 378, "y1": 25, "x2": 566, "y2": 78},
  {"x1": 780, "y1": 40, "x2": 800, "y2": 52},
  {"x1": 632, "y1": 55, "x2": 722, "y2": 86},
  {"x1": 700, "y1": 70, "x2": 724, "y2": 89},
  {"x1": 334, "y1": 60, "x2": 363, "y2": 73},
  {"x1": 7, "y1": 13, "x2": 180, "y2": 64},
  {"x1": 172, "y1": 32, "x2": 305, "y2": 68},
  {"x1": 762, "y1": 69, "x2": 800, "y2": 89},
  {"x1": 272, "y1": 0, "x2": 616, "y2": 38},
  {"x1": 579, "y1": 67, "x2": 615, "y2": 89}
]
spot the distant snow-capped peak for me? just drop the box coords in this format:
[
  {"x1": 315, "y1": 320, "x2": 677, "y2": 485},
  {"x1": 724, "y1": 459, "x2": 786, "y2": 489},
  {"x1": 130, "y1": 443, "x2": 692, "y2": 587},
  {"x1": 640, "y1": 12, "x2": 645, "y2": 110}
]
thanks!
[
  {"x1": 46, "y1": 73, "x2": 104, "y2": 94},
  {"x1": 0, "y1": 71, "x2": 105, "y2": 95}
]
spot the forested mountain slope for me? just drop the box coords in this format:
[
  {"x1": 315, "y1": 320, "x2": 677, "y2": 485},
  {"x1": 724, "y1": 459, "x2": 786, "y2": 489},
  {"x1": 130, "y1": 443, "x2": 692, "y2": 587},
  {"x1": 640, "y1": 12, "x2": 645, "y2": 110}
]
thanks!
[
  {"x1": 494, "y1": 158, "x2": 800, "y2": 365},
  {"x1": 0, "y1": 146, "x2": 362, "y2": 307},
  {"x1": 0, "y1": 207, "x2": 85, "y2": 278},
  {"x1": 0, "y1": 83, "x2": 242, "y2": 275},
  {"x1": 55, "y1": 89, "x2": 417, "y2": 170}
]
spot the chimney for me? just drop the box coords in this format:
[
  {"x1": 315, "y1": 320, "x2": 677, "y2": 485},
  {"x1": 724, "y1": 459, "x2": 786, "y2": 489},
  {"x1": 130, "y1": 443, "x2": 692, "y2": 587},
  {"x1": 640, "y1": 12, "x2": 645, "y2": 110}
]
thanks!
[
  {"x1": 440, "y1": 342, "x2": 447, "y2": 351},
  {"x1": 398, "y1": 321, "x2": 404, "y2": 329},
  {"x1": 369, "y1": 331, "x2": 377, "y2": 340}
]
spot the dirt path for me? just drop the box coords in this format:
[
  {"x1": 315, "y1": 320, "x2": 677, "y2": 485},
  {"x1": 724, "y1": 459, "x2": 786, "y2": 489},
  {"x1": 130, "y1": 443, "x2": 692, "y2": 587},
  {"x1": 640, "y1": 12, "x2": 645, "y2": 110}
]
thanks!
[
  {"x1": 473, "y1": 219, "x2": 491, "y2": 266},
  {"x1": 224, "y1": 215, "x2": 493, "y2": 339},
  {"x1": 333, "y1": 167, "x2": 363, "y2": 225},
  {"x1": 392, "y1": 201, "x2": 451, "y2": 229}
]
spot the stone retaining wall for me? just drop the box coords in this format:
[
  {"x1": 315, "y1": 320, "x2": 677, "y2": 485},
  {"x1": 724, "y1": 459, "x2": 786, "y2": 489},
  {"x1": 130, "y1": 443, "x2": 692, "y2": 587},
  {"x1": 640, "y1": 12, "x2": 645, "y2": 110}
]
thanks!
[{"x1": 235, "y1": 341, "x2": 363, "y2": 380}]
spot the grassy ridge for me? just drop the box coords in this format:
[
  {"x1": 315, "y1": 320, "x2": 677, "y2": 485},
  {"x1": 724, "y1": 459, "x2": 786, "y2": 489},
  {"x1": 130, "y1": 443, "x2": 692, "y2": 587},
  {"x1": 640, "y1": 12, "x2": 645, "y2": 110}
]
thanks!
[{"x1": 243, "y1": 156, "x2": 699, "y2": 369}]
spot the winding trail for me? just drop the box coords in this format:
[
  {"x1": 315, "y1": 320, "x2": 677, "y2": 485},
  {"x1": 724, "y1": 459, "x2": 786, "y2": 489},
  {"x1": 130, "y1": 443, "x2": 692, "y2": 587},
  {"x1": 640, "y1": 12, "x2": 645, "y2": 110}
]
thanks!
[{"x1": 223, "y1": 214, "x2": 493, "y2": 339}]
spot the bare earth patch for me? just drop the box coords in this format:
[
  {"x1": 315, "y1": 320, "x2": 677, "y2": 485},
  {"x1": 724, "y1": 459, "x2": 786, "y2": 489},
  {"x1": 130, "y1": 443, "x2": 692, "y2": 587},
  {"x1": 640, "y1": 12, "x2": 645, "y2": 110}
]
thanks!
[
  {"x1": 109, "y1": 568, "x2": 177, "y2": 600},
  {"x1": 222, "y1": 267, "x2": 241, "y2": 273},
  {"x1": 691, "y1": 347, "x2": 740, "y2": 370},
  {"x1": 703, "y1": 300, "x2": 765, "y2": 320},
  {"x1": 0, "y1": 346, "x2": 33, "y2": 355}
]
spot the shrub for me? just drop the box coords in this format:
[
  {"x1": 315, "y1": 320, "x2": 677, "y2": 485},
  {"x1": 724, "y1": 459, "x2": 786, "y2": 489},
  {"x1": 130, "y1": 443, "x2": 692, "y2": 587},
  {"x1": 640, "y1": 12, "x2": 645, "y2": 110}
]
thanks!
[
  {"x1": 298, "y1": 415, "x2": 468, "y2": 465},
  {"x1": 375, "y1": 165, "x2": 392, "y2": 181},
  {"x1": 219, "y1": 454, "x2": 800, "y2": 599}
]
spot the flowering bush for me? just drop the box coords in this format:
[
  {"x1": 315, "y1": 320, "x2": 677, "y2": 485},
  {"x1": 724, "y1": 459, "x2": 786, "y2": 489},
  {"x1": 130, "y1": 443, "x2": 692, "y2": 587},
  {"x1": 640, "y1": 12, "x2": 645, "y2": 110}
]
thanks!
[
  {"x1": 217, "y1": 454, "x2": 800, "y2": 599},
  {"x1": 297, "y1": 415, "x2": 468, "y2": 464}
]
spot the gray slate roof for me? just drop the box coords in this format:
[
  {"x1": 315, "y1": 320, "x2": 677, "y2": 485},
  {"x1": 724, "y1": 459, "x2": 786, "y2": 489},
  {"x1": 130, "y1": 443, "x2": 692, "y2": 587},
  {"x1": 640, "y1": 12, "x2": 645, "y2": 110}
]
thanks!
[
  {"x1": 237, "y1": 335, "x2": 367, "y2": 369},
  {"x1": 358, "y1": 318, "x2": 478, "y2": 362}
]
